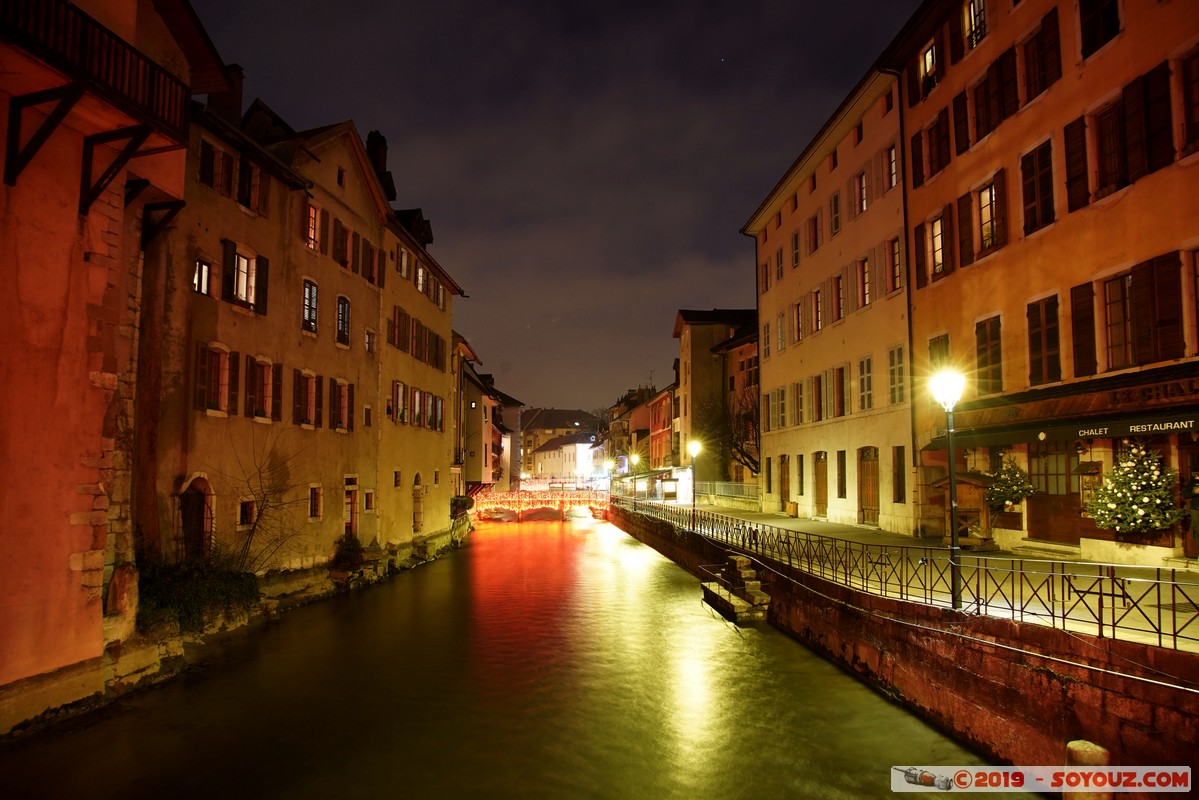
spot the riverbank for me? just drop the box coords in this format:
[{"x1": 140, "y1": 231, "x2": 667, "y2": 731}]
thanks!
[{"x1": 608, "y1": 504, "x2": 1199, "y2": 785}]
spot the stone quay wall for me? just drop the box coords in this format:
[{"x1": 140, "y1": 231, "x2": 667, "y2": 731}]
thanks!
[{"x1": 609, "y1": 506, "x2": 1199, "y2": 782}]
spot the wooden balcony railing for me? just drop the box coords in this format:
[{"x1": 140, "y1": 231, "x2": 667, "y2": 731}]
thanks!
[{"x1": 1, "y1": 0, "x2": 189, "y2": 141}]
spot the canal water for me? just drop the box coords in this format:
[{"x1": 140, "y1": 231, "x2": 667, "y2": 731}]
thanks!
[{"x1": 1, "y1": 519, "x2": 1022, "y2": 799}]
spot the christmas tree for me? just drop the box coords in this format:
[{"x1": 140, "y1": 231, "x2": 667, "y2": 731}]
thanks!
[{"x1": 1086, "y1": 440, "x2": 1183, "y2": 534}]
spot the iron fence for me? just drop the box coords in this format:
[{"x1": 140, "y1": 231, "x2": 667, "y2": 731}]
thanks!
[
  {"x1": 696, "y1": 481, "x2": 760, "y2": 500},
  {"x1": 614, "y1": 497, "x2": 1199, "y2": 652}
]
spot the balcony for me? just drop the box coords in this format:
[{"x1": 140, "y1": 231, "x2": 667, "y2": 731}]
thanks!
[{"x1": 1, "y1": 0, "x2": 189, "y2": 142}]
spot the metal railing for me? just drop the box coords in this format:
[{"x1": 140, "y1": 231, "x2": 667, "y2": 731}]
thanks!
[
  {"x1": 696, "y1": 481, "x2": 760, "y2": 500},
  {"x1": 614, "y1": 497, "x2": 1199, "y2": 652},
  {"x1": 2, "y1": 0, "x2": 189, "y2": 141}
]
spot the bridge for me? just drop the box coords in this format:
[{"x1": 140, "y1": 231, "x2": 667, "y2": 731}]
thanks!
[{"x1": 473, "y1": 490, "x2": 610, "y2": 522}]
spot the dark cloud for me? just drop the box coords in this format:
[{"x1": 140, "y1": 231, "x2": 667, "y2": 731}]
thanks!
[{"x1": 192, "y1": 0, "x2": 920, "y2": 409}]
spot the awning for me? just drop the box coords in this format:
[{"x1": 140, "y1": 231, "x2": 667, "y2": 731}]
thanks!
[{"x1": 926, "y1": 408, "x2": 1199, "y2": 450}]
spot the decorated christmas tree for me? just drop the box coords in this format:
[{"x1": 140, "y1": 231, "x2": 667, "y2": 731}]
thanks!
[{"x1": 1086, "y1": 440, "x2": 1183, "y2": 534}]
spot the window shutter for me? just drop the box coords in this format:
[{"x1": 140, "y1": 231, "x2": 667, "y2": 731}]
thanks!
[
  {"x1": 272, "y1": 363, "x2": 283, "y2": 421},
  {"x1": 949, "y1": 9, "x2": 964, "y2": 64},
  {"x1": 315, "y1": 376, "x2": 324, "y2": 428},
  {"x1": 329, "y1": 379, "x2": 338, "y2": 428},
  {"x1": 1153, "y1": 252, "x2": 1185, "y2": 360},
  {"x1": 220, "y1": 152, "x2": 234, "y2": 196},
  {"x1": 842, "y1": 365, "x2": 851, "y2": 416},
  {"x1": 986, "y1": 61, "x2": 1002, "y2": 135},
  {"x1": 907, "y1": 61, "x2": 921, "y2": 107},
  {"x1": 914, "y1": 223, "x2": 928, "y2": 289},
  {"x1": 1123, "y1": 75, "x2": 1148, "y2": 184},
  {"x1": 348, "y1": 384, "x2": 355, "y2": 431},
  {"x1": 293, "y1": 368, "x2": 303, "y2": 424},
  {"x1": 998, "y1": 48, "x2": 1019, "y2": 120},
  {"x1": 333, "y1": 218, "x2": 346, "y2": 265},
  {"x1": 244, "y1": 355, "x2": 256, "y2": 417},
  {"x1": 910, "y1": 131, "x2": 924, "y2": 188},
  {"x1": 957, "y1": 193, "x2": 974, "y2": 267},
  {"x1": 319, "y1": 209, "x2": 330, "y2": 255},
  {"x1": 846, "y1": 262, "x2": 859, "y2": 311},
  {"x1": 1130, "y1": 259, "x2": 1157, "y2": 366},
  {"x1": 257, "y1": 172, "x2": 271, "y2": 216},
  {"x1": 993, "y1": 168, "x2": 1008, "y2": 248},
  {"x1": 1020, "y1": 151, "x2": 1037, "y2": 235},
  {"x1": 935, "y1": 108, "x2": 951, "y2": 171},
  {"x1": 935, "y1": 25, "x2": 948, "y2": 81},
  {"x1": 874, "y1": 244, "x2": 886, "y2": 300},
  {"x1": 199, "y1": 141, "x2": 214, "y2": 186},
  {"x1": 300, "y1": 202, "x2": 311, "y2": 243},
  {"x1": 1042, "y1": 9, "x2": 1062, "y2": 87},
  {"x1": 1143, "y1": 62, "x2": 1174, "y2": 174},
  {"x1": 194, "y1": 343, "x2": 209, "y2": 410},
  {"x1": 1064, "y1": 117, "x2": 1089, "y2": 212},
  {"x1": 1027, "y1": 302, "x2": 1045, "y2": 385},
  {"x1": 1070, "y1": 283, "x2": 1097, "y2": 376},
  {"x1": 228, "y1": 351, "x2": 240, "y2": 414},
  {"x1": 953, "y1": 92, "x2": 969, "y2": 154},
  {"x1": 1045, "y1": 295, "x2": 1061, "y2": 383},
  {"x1": 254, "y1": 256, "x2": 269, "y2": 315},
  {"x1": 942, "y1": 203, "x2": 956, "y2": 275},
  {"x1": 377, "y1": 249, "x2": 386, "y2": 288},
  {"x1": 351, "y1": 231, "x2": 361, "y2": 274},
  {"x1": 221, "y1": 239, "x2": 236, "y2": 301}
]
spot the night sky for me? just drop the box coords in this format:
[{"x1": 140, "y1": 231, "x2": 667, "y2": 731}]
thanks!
[{"x1": 190, "y1": 0, "x2": 921, "y2": 411}]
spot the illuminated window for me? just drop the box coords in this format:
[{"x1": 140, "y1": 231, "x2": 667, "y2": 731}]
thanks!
[
  {"x1": 920, "y1": 42, "x2": 938, "y2": 96},
  {"x1": 830, "y1": 192, "x2": 841, "y2": 235},
  {"x1": 302, "y1": 280, "x2": 318, "y2": 332},
  {"x1": 854, "y1": 171, "x2": 867, "y2": 213},
  {"x1": 232, "y1": 252, "x2": 255, "y2": 305},
  {"x1": 858, "y1": 257, "x2": 872, "y2": 307},
  {"x1": 930, "y1": 216, "x2": 945, "y2": 274},
  {"x1": 887, "y1": 145, "x2": 898, "y2": 189},
  {"x1": 193, "y1": 260, "x2": 211, "y2": 295},
  {"x1": 978, "y1": 182, "x2": 997, "y2": 250},
  {"x1": 336, "y1": 296, "x2": 351, "y2": 346},
  {"x1": 791, "y1": 231, "x2": 800, "y2": 267},
  {"x1": 963, "y1": 0, "x2": 987, "y2": 50}
]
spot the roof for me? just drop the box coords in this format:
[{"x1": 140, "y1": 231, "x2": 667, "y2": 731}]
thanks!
[
  {"x1": 673, "y1": 309, "x2": 757, "y2": 338},
  {"x1": 157, "y1": 0, "x2": 228, "y2": 94},
  {"x1": 532, "y1": 430, "x2": 599, "y2": 453},
  {"x1": 521, "y1": 408, "x2": 602, "y2": 431},
  {"x1": 712, "y1": 320, "x2": 759, "y2": 354}
]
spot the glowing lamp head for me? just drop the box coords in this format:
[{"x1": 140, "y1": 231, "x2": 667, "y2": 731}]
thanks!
[
  {"x1": 930, "y1": 369, "x2": 966, "y2": 411},
  {"x1": 631, "y1": 454, "x2": 640, "y2": 467},
  {"x1": 688, "y1": 440, "x2": 702, "y2": 458}
]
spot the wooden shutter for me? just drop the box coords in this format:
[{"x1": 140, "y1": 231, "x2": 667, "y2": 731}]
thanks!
[
  {"x1": 941, "y1": 203, "x2": 956, "y2": 275},
  {"x1": 957, "y1": 194, "x2": 974, "y2": 267},
  {"x1": 333, "y1": 218, "x2": 346, "y2": 265},
  {"x1": 314, "y1": 376, "x2": 324, "y2": 428},
  {"x1": 949, "y1": 8, "x2": 964, "y2": 64},
  {"x1": 244, "y1": 355, "x2": 256, "y2": 417},
  {"x1": 293, "y1": 368, "x2": 303, "y2": 424},
  {"x1": 1020, "y1": 151, "x2": 1037, "y2": 235},
  {"x1": 935, "y1": 108, "x2": 951, "y2": 172},
  {"x1": 910, "y1": 130, "x2": 924, "y2": 187},
  {"x1": 271, "y1": 363, "x2": 283, "y2": 421},
  {"x1": 1042, "y1": 9, "x2": 1062, "y2": 87},
  {"x1": 1143, "y1": 62, "x2": 1174, "y2": 174},
  {"x1": 254, "y1": 256, "x2": 269, "y2": 315},
  {"x1": 199, "y1": 141, "x2": 214, "y2": 186},
  {"x1": 194, "y1": 343, "x2": 209, "y2": 410},
  {"x1": 998, "y1": 48, "x2": 1019, "y2": 120},
  {"x1": 1070, "y1": 283, "x2": 1097, "y2": 376},
  {"x1": 300, "y1": 202, "x2": 311, "y2": 243},
  {"x1": 1130, "y1": 259, "x2": 1157, "y2": 366},
  {"x1": 257, "y1": 172, "x2": 271, "y2": 216},
  {"x1": 907, "y1": 61, "x2": 921, "y2": 107},
  {"x1": 228, "y1": 351, "x2": 240, "y2": 414},
  {"x1": 1027, "y1": 302, "x2": 1045, "y2": 386},
  {"x1": 993, "y1": 168, "x2": 1008, "y2": 248},
  {"x1": 347, "y1": 384, "x2": 355, "y2": 431},
  {"x1": 874, "y1": 243, "x2": 886, "y2": 300},
  {"x1": 914, "y1": 223, "x2": 928, "y2": 289},
  {"x1": 1043, "y1": 295, "x2": 1061, "y2": 382},
  {"x1": 377, "y1": 249, "x2": 386, "y2": 288},
  {"x1": 1064, "y1": 117, "x2": 1089, "y2": 212},
  {"x1": 319, "y1": 209, "x2": 330, "y2": 255},
  {"x1": 1124, "y1": 75, "x2": 1148, "y2": 184},
  {"x1": 351, "y1": 231, "x2": 361, "y2": 274},
  {"x1": 953, "y1": 91, "x2": 970, "y2": 154},
  {"x1": 221, "y1": 239, "x2": 236, "y2": 301},
  {"x1": 329, "y1": 379, "x2": 338, "y2": 428},
  {"x1": 1153, "y1": 252, "x2": 1185, "y2": 360}
]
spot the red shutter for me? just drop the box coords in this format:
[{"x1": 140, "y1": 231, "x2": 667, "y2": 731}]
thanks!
[
  {"x1": 1070, "y1": 283, "x2": 1097, "y2": 377},
  {"x1": 1143, "y1": 62, "x2": 1174, "y2": 174}
]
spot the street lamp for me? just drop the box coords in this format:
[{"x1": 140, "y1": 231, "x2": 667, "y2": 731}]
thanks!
[
  {"x1": 688, "y1": 439, "x2": 702, "y2": 531},
  {"x1": 930, "y1": 369, "x2": 966, "y2": 610}
]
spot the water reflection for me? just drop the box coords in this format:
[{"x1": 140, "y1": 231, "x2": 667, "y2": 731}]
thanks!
[{"x1": 0, "y1": 519, "x2": 1032, "y2": 799}]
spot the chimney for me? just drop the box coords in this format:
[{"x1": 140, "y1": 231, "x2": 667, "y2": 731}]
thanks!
[
  {"x1": 207, "y1": 63, "x2": 245, "y2": 123},
  {"x1": 366, "y1": 130, "x2": 397, "y2": 200}
]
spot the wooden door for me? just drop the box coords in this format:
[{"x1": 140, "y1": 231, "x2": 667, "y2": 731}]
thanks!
[
  {"x1": 779, "y1": 454, "x2": 791, "y2": 503},
  {"x1": 858, "y1": 447, "x2": 879, "y2": 526},
  {"x1": 814, "y1": 451, "x2": 828, "y2": 517}
]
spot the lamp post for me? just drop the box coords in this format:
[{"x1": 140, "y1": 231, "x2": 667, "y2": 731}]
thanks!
[
  {"x1": 930, "y1": 369, "x2": 966, "y2": 610},
  {"x1": 630, "y1": 454, "x2": 640, "y2": 501},
  {"x1": 688, "y1": 439, "x2": 702, "y2": 531}
]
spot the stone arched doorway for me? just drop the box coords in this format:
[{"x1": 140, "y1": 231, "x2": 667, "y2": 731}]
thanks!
[{"x1": 179, "y1": 477, "x2": 213, "y2": 562}]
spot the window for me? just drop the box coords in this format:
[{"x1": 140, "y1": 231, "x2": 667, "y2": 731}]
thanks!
[
  {"x1": 887, "y1": 145, "x2": 898, "y2": 189},
  {"x1": 854, "y1": 172, "x2": 867, "y2": 213},
  {"x1": 330, "y1": 380, "x2": 353, "y2": 430},
  {"x1": 885, "y1": 91, "x2": 894, "y2": 114},
  {"x1": 892, "y1": 446, "x2": 906, "y2": 503},
  {"x1": 858, "y1": 357, "x2": 873, "y2": 410},
  {"x1": 833, "y1": 274, "x2": 846, "y2": 321},
  {"x1": 830, "y1": 193, "x2": 841, "y2": 235},
  {"x1": 797, "y1": 454, "x2": 805, "y2": 496},
  {"x1": 1030, "y1": 441, "x2": 1078, "y2": 495},
  {"x1": 832, "y1": 366, "x2": 847, "y2": 417},
  {"x1": 776, "y1": 313, "x2": 785, "y2": 353},
  {"x1": 236, "y1": 157, "x2": 260, "y2": 211},
  {"x1": 336, "y1": 167, "x2": 345, "y2": 187},
  {"x1": 793, "y1": 381, "x2": 804, "y2": 425},
  {"x1": 198, "y1": 140, "x2": 234, "y2": 196},
  {"x1": 829, "y1": 149, "x2": 838, "y2": 170},
  {"x1": 1063, "y1": 116, "x2": 1089, "y2": 212},
  {"x1": 302, "y1": 280, "x2": 318, "y2": 332},
  {"x1": 836, "y1": 450, "x2": 847, "y2": 499},
  {"x1": 776, "y1": 387, "x2": 787, "y2": 428},
  {"x1": 193, "y1": 260, "x2": 211, "y2": 295},
  {"x1": 238, "y1": 500, "x2": 256, "y2": 527},
  {"x1": 397, "y1": 247, "x2": 411, "y2": 279},
  {"x1": 977, "y1": 174, "x2": 1007, "y2": 253},
  {"x1": 1027, "y1": 296, "x2": 1061, "y2": 385},
  {"x1": 963, "y1": 0, "x2": 986, "y2": 50},
  {"x1": 762, "y1": 322, "x2": 771, "y2": 359},
  {"x1": 775, "y1": 248, "x2": 784, "y2": 281},
  {"x1": 390, "y1": 380, "x2": 407, "y2": 422},
  {"x1": 790, "y1": 231, "x2": 800, "y2": 267},
  {"x1": 1095, "y1": 63, "x2": 1174, "y2": 196},
  {"x1": 336, "y1": 296, "x2": 350, "y2": 345},
  {"x1": 1079, "y1": 0, "x2": 1120, "y2": 59},
  {"x1": 1024, "y1": 9, "x2": 1062, "y2": 102},
  {"x1": 806, "y1": 214, "x2": 821, "y2": 253},
  {"x1": 888, "y1": 345, "x2": 905, "y2": 404},
  {"x1": 1021, "y1": 140, "x2": 1054, "y2": 234},
  {"x1": 365, "y1": 329, "x2": 377, "y2": 354},
  {"x1": 194, "y1": 344, "x2": 236, "y2": 413},
  {"x1": 888, "y1": 238, "x2": 902, "y2": 293},
  {"x1": 244, "y1": 358, "x2": 279, "y2": 420},
  {"x1": 973, "y1": 75, "x2": 996, "y2": 141},
  {"x1": 811, "y1": 374, "x2": 824, "y2": 422},
  {"x1": 308, "y1": 486, "x2": 322, "y2": 520},
  {"x1": 853, "y1": 122, "x2": 863, "y2": 145},
  {"x1": 306, "y1": 204, "x2": 321, "y2": 251},
  {"x1": 975, "y1": 316, "x2": 1002, "y2": 396},
  {"x1": 808, "y1": 174, "x2": 816, "y2": 193},
  {"x1": 416, "y1": 265, "x2": 427, "y2": 294},
  {"x1": 927, "y1": 109, "x2": 951, "y2": 177},
  {"x1": 920, "y1": 42, "x2": 939, "y2": 96},
  {"x1": 1102, "y1": 256, "x2": 1185, "y2": 370},
  {"x1": 759, "y1": 263, "x2": 771, "y2": 294},
  {"x1": 813, "y1": 288, "x2": 824, "y2": 331},
  {"x1": 792, "y1": 302, "x2": 803, "y2": 344},
  {"x1": 435, "y1": 282, "x2": 446, "y2": 310},
  {"x1": 857, "y1": 257, "x2": 871, "y2": 307},
  {"x1": 393, "y1": 470, "x2": 402, "y2": 488},
  {"x1": 931, "y1": 215, "x2": 946, "y2": 274},
  {"x1": 365, "y1": 491, "x2": 375, "y2": 511},
  {"x1": 232, "y1": 252, "x2": 255, "y2": 305},
  {"x1": 293, "y1": 371, "x2": 319, "y2": 426}
]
